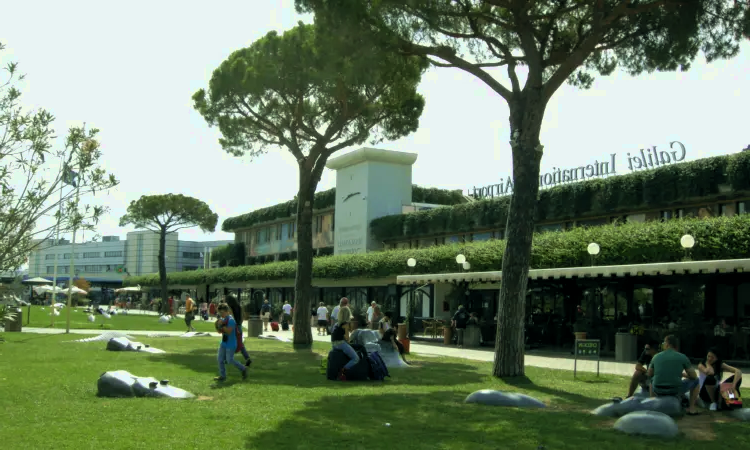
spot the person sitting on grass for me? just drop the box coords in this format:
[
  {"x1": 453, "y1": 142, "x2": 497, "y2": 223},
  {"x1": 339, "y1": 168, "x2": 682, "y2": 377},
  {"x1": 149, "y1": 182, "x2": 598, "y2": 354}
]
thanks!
[
  {"x1": 214, "y1": 303, "x2": 248, "y2": 382},
  {"x1": 648, "y1": 334, "x2": 700, "y2": 415},
  {"x1": 626, "y1": 340, "x2": 659, "y2": 398},
  {"x1": 330, "y1": 320, "x2": 359, "y2": 381},
  {"x1": 378, "y1": 312, "x2": 410, "y2": 365},
  {"x1": 698, "y1": 347, "x2": 743, "y2": 411},
  {"x1": 225, "y1": 294, "x2": 252, "y2": 368}
]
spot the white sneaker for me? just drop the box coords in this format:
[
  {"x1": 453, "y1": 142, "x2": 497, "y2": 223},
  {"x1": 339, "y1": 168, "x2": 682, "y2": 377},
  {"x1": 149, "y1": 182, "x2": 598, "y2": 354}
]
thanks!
[{"x1": 709, "y1": 403, "x2": 718, "y2": 411}]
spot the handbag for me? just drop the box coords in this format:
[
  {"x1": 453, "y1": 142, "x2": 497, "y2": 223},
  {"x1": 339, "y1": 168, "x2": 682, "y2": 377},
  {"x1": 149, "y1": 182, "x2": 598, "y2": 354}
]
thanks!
[{"x1": 720, "y1": 383, "x2": 742, "y2": 409}]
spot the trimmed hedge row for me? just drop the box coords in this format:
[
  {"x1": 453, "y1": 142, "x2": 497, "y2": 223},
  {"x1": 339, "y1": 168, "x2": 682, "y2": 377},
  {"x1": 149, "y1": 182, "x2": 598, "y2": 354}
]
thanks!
[
  {"x1": 371, "y1": 151, "x2": 750, "y2": 241},
  {"x1": 126, "y1": 215, "x2": 750, "y2": 287},
  {"x1": 222, "y1": 185, "x2": 465, "y2": 232}
]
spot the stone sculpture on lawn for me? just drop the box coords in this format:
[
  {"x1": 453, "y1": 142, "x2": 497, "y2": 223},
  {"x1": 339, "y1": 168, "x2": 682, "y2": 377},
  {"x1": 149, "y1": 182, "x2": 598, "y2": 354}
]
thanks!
[{"x1": 97, "y1": 370, "x2": 194, "y2": 399}]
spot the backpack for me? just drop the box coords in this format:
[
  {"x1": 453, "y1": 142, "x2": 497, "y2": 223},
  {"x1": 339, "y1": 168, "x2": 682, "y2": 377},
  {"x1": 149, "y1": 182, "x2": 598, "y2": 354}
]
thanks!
[
  {"x1": 719, "y1": 383, "x2": 742, "y2": 410},
  {"x1": 367, "y1": 351, "x2": 390, "y2": 381}
]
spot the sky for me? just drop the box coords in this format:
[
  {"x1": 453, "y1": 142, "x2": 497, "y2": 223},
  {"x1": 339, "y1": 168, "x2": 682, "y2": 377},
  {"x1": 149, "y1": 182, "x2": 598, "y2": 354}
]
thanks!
[{"x1": 1, "y1": 0, "x2": 748, "y2": 245}]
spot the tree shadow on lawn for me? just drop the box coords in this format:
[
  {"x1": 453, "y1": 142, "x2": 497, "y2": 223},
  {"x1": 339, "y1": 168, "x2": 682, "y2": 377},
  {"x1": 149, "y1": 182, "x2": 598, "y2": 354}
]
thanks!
[
  {"x1": 149, "y1": 348, "x2": 486, "y2": 388},
  {"x1": 243, "y1": 391, "x2": 690, "y2": 450},
  {"x1": 500, "y1": 375, "x2": 613, "y2": 409}
]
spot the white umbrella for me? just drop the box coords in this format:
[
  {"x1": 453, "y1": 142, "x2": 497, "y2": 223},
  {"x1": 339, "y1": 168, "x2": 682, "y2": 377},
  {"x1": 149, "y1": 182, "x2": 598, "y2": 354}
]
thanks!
[
  {"x1": 115, "y1": 286, "x2": 141, "y2": 293},
  {"x1": 34, "y1": 285, "x2": 88, "y2": 295},
  {"x1": 23, "y1": 277, "x2": 52, "y2": 284}
]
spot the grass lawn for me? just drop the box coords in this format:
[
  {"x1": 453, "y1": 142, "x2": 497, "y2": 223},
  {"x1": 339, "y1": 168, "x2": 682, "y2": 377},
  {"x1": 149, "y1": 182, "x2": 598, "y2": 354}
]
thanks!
[
  {"x1": 20, "y1": 305, "x2": 216, "y2": 332},
  {"x1": 1, "y1": 333, "x2": 748, "y2": 450}
]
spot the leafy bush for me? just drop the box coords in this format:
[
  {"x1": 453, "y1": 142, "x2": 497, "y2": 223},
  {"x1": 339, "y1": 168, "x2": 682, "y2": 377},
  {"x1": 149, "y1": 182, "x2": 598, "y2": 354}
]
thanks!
[
  {"x1": 126, "y1": 215, "x2": 750, "y2": 287},
  {"x1": 211, "y1": 242, "x2": 246, "y2": 267},
  {"x1": 221, "y1": 185, "x2": 465, "y2": 232},
  {"x1": 371, "y1": 151, "x2": 750, "y2": 241}
]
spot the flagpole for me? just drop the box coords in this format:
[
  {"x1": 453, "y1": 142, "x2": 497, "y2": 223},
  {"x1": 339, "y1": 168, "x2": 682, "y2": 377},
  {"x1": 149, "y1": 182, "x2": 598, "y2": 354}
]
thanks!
[
  {"x1": 65, "y1": 126, "x2": 86, "y2": 334},
  {"x1": 50, "y1": 158, "x2": 66, "y2": 327}
]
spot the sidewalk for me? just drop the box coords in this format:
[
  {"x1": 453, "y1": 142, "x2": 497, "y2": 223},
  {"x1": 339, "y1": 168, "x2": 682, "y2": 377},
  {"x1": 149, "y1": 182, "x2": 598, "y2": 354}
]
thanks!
[{"x1": 19, "y1": 325, "x2": 634, "y2": 377}]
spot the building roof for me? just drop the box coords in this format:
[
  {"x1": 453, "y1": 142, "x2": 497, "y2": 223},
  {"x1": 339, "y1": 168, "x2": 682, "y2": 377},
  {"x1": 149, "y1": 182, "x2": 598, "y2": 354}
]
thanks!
[{"x1": 396, "y1": 258, "x2": 750, "y2": 284}]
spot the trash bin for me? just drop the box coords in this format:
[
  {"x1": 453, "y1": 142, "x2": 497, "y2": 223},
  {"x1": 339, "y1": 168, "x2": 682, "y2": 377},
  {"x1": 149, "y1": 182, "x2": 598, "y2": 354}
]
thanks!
[
  {"x1": 246, "y1": 315, "x2": 263, "y2": 338},
  {"x1": 443, "y1": 326, "x2": 453, "y2": 345},
  {"x1": 397, "y1": 323, "x2": 407, "y2": 340},
  {"x1": 464, "y1": 325, "x2": 481, "y2": 348},
  {"x1": 4, "y1": 307, "x2": 22, "y2": 332},
  {"x1": 615, "y1": 332, "x2": 638, "y2": 362}
]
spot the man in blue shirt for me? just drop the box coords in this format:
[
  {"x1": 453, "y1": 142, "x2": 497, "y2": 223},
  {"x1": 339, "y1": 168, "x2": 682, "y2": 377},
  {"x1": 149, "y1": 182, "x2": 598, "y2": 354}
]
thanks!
[{"x1": 215, "y1": 303, "x2": 248, "y2": 382}]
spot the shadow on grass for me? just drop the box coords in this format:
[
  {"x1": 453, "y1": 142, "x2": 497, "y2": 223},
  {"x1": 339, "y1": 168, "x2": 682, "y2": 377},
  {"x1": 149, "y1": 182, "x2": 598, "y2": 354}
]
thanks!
[
  {"x1": 149, "y1": 347, "x2": 486, "y2": 388},
  {"x1": 242, "y1": 391, "x2": 679, "y2": 450}
]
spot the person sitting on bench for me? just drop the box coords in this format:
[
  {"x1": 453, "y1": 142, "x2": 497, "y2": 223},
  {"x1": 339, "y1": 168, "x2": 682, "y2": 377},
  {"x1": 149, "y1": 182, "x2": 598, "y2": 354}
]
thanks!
[
  {"x1": 378, "y1": 312, "x2": 410, "y2": 365},
  {"x1": 648, "y1": 334, "x2": 700, "y2": 415},
  {"x1": 627, "y1": 340, "x2": 659, "y2": 398}
]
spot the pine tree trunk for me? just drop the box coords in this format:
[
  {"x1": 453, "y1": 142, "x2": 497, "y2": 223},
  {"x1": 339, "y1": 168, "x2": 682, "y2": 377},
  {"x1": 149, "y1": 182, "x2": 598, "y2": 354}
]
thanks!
[
  {"x1": 493, "y1": 89, "x2": 546, "y2": 378},
  {"x1": 292, "y1": 171, "x2": 315, "y2": 350},
  {"x1": 158, "y1": 228, "x2": 169, "y2": 316}
]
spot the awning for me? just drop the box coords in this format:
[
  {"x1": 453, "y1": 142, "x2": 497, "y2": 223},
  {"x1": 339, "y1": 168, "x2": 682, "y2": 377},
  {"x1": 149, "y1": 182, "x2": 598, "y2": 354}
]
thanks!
[{"x1": 396, "y1": 258, "x2": 750, "y2": 285}]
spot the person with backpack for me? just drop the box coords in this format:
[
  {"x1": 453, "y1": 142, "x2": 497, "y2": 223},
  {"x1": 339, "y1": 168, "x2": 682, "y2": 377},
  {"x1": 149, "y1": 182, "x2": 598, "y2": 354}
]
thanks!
[
  {"x1": 214, "y1": 303, "x2": 248, "y2": 382},
  {"x1": 260, "y1": 299, "x2": 271, "y2": 331},
  {"x1": 330, "y1": 321, "x2": 360, "y2": 381},
  {"x1": 451, "y1": 305, "x2": 469, "y2": 348}
]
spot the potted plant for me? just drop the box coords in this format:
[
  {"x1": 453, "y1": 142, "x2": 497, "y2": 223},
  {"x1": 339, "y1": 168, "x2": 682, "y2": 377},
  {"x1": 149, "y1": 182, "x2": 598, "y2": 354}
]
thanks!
[{"x1": 573, "y1": 319, "x2": 589, "y2": 341}]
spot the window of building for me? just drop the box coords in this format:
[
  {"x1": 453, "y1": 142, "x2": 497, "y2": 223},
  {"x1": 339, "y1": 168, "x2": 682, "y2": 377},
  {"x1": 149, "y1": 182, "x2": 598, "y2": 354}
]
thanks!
[
  {"x1": 445, "y1": 235, "x2": 463, "y2": 244},
  {"x1": 287, "y1": 222, "x2": 296, "y2": 239},
  {"x1": 739, "y1": 201, "x2": 748, "y2": 215},
  {"x1": 720, "y1": 203, "x2": 736, "y2": 217},
  {"x1": 536, "y1": 224, "x2": 563, "y2": 233},
  {"x1": 46, "y1": 266, "x2": 54, "y2": 273},
  {"x1": 183, "y1": 266, "x2": 199, "y2": 271},
  {"x1": 182, "y1": 252, "x2": 201, "y2": 259},
  {"x1": 45, "y1": 254, "x2": 56, "y2": 260},
  {"x1": 472, "y1": 232, "x2": 493, "y2": 241},
  {"x1": 83, "y1": 252, "x2": 100, "y2": 258},
  {"x1": 314, "y1": 215, "x2": 324, "y2": 234},
  {"x1": 274, "y1": 224, "x2": 282, "y2": 241},
  {"x1": 104, "y1": 251, "x2": 122, "y2": 257},
  {"x1": 255, "y1": 228, "x2": 270, "y2": 244},
  {"x1": 660, "y1": 210, "x2": 673, "y2": 220}
]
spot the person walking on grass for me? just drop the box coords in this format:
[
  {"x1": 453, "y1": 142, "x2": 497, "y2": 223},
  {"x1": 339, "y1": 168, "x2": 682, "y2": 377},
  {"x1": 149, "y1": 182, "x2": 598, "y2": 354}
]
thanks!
[
  {"x1": 184, "y1": 295, "x2": 196, "y2": 332},
  {"x1": 225, "y1": 294, "x2": 252, "y2": 367},
  {"x1": 214, "y1": 303, "x2": 248, "y2": 382}
]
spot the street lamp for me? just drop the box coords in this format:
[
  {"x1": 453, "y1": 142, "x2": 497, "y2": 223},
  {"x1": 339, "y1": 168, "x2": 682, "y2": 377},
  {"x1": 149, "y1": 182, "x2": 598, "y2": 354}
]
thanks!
[
  {"x1": 681, "y1": 234, "x2": 695, "y2": 261},
  {"x1": 462, "y1": 261, "x2": 471, "y2": 271},
  {"x1": 405, "y1": 258, "x2": 417, "y2": 339},
  {"x1": 587, "y1": 242, "x2": 600, "y2": 266},
  {"x1": 455, "y1": 254, "x2": 466, "y2": 265},
  {"x1": 407, "y1": 258, "x2": 417, "y2": 268}
]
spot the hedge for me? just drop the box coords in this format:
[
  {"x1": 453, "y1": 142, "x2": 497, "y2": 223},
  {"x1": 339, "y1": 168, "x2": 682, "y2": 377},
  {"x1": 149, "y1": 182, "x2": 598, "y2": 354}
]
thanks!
[
  {"x1": 222, "y1": 185, "x2": 465, "y2": 232},
  {"x1": 370, "y1": 151, "x2": 750, "y2": 241},
  {"x1": 125, "y1": 214, "x2": 750, "y2": 287}
]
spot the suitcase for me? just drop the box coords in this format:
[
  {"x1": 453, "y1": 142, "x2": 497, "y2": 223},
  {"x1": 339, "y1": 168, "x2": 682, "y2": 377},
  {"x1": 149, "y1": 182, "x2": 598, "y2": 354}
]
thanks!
[
  {"x1": 281, "y1": 322, "x2": 289, "y2": 331},
  {"x1": 270, "y1": 322, "x2": 279, "y2": 332}
]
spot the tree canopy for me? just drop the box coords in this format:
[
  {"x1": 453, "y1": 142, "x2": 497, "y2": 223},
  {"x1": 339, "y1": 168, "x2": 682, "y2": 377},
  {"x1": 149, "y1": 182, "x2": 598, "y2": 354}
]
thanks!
[
  {"x1": 119, "y1": 194, "x2": 218, "y2": 235},
  {"x1": 298, "y1": 1, "x2": 749, "y2": 102},
  {"x1": 0, "y1": 43, "x2": 118, "y2": 272},
  {"x1": 192, "y1": 21, "x2": 427, "y2": 180}
]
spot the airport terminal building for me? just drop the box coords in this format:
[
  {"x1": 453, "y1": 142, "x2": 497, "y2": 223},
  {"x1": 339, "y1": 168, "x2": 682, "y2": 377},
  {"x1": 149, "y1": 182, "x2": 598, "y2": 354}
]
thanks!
[{"x1": 134, "y1": 144, "x2": 750, "y2": 359}]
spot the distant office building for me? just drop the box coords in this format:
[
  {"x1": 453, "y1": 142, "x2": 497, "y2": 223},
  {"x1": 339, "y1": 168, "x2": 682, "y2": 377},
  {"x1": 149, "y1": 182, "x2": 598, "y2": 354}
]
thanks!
[{"x1": 26, "y1": 231, "x2": 231, "y2": 286}]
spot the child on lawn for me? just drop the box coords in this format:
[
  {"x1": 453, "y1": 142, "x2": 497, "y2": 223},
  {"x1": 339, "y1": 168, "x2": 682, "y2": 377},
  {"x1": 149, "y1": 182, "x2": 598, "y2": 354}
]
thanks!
[{"x1": 215, "y1": 303, "x2": 248, "y2": 382}]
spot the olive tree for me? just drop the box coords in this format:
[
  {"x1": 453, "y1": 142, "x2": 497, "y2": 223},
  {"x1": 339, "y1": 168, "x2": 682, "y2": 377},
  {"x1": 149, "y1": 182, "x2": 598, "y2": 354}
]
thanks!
[
  {"x1": 297, "y1": 0, "x2": 750, "y2": 376},
  {"x1": 192, "y1": 22, "x2": 426, "y2": 349},
  {"x1": 119, "y1": 194, "x2": 218, "y2": 314},
  {"x1": 0, "y1": 42, "x2": 118, "y2": 272}
]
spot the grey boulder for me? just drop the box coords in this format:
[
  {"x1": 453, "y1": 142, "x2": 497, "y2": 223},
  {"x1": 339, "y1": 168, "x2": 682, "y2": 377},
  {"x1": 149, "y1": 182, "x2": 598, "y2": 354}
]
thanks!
[
  {"x1": 465, "y1": 390, "x2": 546, "y2": 408},
  {"x1": 614, "y1": 411, "x2": 679, "y2": 438},
  {"x1": 592, "y1": 397, "x2": 644, "y2": 417},
  {"x1": 106, "y1": 337, "x2": 165, "y2": 354},
  {"x1": 97, "y1": 370, "x2": 195, "y2": 399},
  {"x1": 730, "y1": 409, "x2": 750, "y2": 421},
  {"x1": 640, "y1": 396, "x2": 683, "y2": 417}
]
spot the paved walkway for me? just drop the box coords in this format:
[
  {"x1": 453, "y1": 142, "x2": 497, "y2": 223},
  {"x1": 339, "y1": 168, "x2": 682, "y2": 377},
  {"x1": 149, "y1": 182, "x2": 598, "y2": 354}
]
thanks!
[{"x1": 21, "y1": 324, "x2": 635, "y2": 376}]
